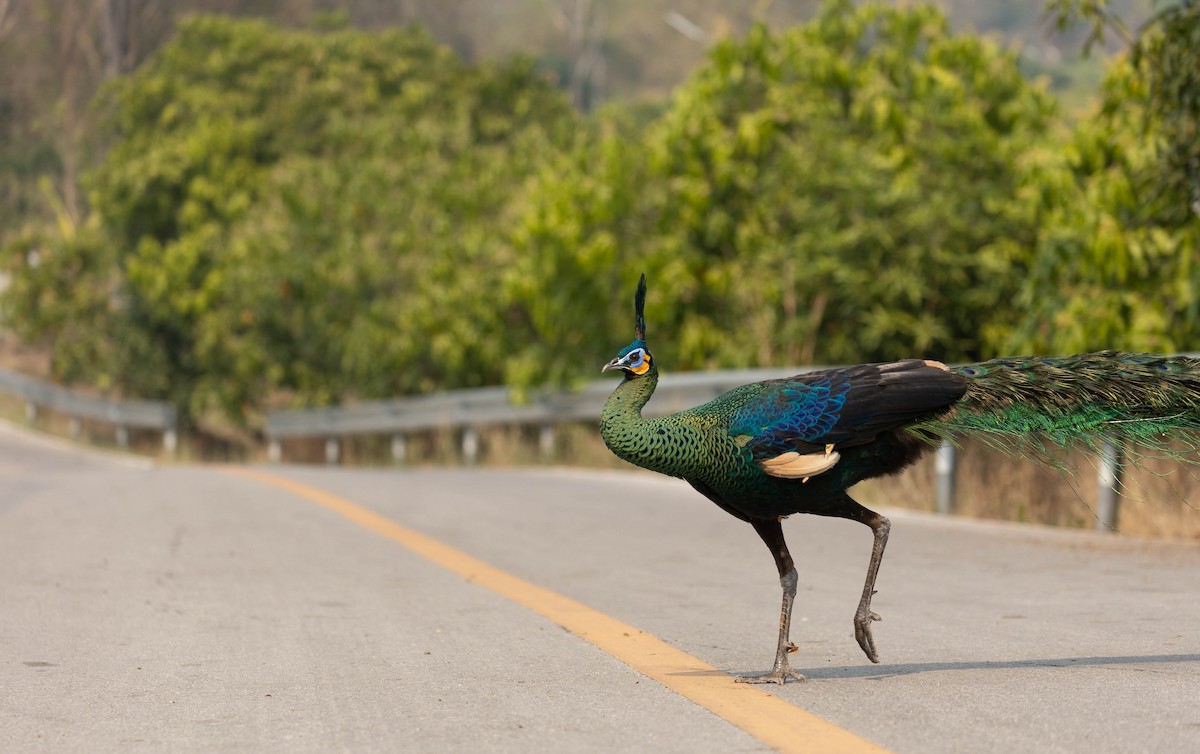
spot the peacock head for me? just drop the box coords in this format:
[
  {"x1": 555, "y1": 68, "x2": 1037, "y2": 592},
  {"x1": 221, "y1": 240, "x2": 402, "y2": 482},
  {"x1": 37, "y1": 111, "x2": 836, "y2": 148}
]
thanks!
[{"x1": 602, "y1": 274, "x2": 654, "y2": 378}]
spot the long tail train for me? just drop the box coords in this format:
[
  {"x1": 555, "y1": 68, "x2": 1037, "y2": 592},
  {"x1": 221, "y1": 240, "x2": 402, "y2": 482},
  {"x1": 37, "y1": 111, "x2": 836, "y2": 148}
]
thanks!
[{"x1": 911, "y1": 351, "x2": 1200, "y2": 461}]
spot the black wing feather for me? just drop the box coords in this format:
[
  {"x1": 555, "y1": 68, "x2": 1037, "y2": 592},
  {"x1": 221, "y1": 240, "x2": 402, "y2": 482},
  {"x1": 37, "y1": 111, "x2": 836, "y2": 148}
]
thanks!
[{"x1": 731, "y1": 360, "x2": 968, "y2": 458}]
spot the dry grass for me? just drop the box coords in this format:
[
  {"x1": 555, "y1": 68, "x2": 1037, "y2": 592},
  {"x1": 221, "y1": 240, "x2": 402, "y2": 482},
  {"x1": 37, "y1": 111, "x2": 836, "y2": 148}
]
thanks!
[
  {"x1": 0, "y1": 332, "x2": 51, "y2": 378},
  {"x1": 855, "y1": 441, "x2": 1200, "y2": 540}
]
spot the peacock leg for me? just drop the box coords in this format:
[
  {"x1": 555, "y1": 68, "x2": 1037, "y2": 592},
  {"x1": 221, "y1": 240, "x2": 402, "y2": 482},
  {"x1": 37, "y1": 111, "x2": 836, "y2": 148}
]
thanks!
[
  {"x1": 736, "y1": 518, "x2": 805, "y2": 684},
  {"x1": 841, "y1": 496, "x2": 891, "y2": 663}
]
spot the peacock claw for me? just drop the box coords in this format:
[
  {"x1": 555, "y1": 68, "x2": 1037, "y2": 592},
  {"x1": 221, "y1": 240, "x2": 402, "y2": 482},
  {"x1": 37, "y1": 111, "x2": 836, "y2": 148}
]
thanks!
[
  {"x1": 736, "y1": 668, "x2": 806, "y2": 685},
  {"x1": 854, "y1": 609, "x2": 883, "y2": 663}
]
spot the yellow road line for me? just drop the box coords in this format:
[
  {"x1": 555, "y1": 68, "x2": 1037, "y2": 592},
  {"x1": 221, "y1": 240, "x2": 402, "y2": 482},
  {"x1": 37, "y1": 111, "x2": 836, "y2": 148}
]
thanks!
[{"x1": 223, "y1": 466, "x2": 891, "y2": 754}]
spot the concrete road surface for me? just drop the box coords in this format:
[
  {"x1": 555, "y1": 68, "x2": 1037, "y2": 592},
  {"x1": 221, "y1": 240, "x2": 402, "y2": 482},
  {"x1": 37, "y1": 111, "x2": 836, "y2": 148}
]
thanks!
[{"x1": 2, "y1": 421, "x2": 1199, "y2": 753}]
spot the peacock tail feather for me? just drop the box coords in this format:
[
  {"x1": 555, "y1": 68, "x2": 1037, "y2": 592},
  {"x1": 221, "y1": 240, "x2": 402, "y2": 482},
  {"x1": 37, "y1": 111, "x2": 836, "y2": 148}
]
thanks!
[{"x1": 910, "y1": 351, "x2": 1200, "y2": 463}]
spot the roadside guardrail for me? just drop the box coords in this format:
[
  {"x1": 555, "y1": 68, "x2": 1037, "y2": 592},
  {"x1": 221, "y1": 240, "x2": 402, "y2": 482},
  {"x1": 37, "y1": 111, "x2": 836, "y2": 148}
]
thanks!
[{"x1": 0, "y1": 367, "x2": 177, "y2": 453}]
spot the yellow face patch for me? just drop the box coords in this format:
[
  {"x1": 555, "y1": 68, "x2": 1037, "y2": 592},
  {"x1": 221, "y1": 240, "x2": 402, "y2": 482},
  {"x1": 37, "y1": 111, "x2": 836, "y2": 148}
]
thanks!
[{"x1": 629, "y1": 355, "x2": 651, "y2": 375}]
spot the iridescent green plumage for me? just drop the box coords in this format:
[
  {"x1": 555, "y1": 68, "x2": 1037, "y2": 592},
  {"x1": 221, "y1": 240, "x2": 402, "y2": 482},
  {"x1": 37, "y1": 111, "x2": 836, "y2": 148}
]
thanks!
[
  {"x1": 914, "y1": 351, "x2": 1200, "y2": 463},
  {"x1": 601, "y1": 275, "x2": 1200, "y2": 684}
]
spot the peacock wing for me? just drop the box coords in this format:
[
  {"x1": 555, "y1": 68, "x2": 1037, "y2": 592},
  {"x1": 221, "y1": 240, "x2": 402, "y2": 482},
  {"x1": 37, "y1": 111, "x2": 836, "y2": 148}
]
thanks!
[{"x1": 729, "y1": 361, "x2": 969, "y2": 475}]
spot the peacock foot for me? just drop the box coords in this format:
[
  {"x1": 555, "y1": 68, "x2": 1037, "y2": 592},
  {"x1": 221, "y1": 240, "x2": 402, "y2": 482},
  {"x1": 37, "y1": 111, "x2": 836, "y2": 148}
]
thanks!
[
  {"x1": 853, "y1": 608, "x2": 882, "y2": 663},
  {"x1": 735, "y1": 667, "x2": 806, "y2": 684},
  {"x1": 729, "y1": 662, "x2": 806, "y2": 686}
]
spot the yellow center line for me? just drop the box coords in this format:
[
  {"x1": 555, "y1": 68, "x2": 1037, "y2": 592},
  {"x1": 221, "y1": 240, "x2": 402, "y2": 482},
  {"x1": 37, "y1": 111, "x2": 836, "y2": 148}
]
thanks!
[{"x1": 222, "y1": 466, "x2": 891, "y2": 754}]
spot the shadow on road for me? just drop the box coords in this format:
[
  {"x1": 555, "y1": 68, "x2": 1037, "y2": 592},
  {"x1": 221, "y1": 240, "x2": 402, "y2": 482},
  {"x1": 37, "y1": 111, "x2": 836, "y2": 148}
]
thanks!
[{"x1": 798, "y1": 653, "x2": 1200, "y2": 680}]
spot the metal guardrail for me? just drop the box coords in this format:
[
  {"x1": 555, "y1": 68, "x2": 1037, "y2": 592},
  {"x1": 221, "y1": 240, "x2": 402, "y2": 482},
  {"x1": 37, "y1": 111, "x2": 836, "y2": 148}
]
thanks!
[
  {"x1": 0, "y1": 367, "x2": 177, "y2": 453},
  {"x1": 264, "y1": 367, "x2": 810, "y2": 464},
  {"x1": 264, "y1": 366, "x2": 1132, "y2": 532}
]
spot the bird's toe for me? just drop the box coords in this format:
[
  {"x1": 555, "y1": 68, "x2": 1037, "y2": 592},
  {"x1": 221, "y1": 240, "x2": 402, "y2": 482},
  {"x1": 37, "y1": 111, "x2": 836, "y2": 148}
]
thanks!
[
  {"x1": 853, "y1": 610, "x2": 883, "y2": 663},
  {"x1": 735, "y1": 668, "x2": 806, "y2": 685}
]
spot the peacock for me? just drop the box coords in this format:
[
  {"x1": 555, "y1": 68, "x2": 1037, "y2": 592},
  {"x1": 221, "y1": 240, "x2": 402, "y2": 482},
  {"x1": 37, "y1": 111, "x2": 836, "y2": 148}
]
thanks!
[{"x1": 600, "y1": 274, "x2": 1200, "y2": 684}]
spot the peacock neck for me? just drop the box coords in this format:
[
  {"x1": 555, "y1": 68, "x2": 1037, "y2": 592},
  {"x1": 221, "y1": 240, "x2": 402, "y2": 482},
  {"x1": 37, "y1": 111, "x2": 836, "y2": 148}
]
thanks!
[
  {"x1": 599, "y1": 365, "x2": 660, "y2": 464},
  {"x1": 602, "y1": 366, "x2": 658, "y2": 419}
]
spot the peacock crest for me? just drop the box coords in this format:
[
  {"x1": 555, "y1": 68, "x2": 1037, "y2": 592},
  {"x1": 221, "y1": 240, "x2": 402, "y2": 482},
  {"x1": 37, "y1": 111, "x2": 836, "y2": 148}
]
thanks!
[{"x1": 602, "y1": 274, "x2": 653, "y2": 377}]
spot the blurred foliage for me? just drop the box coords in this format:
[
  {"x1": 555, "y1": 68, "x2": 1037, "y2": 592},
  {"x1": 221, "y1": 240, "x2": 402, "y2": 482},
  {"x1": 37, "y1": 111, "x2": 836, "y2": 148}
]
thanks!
[
  {"x1": 0, "y1": 0, "x2": 1156, "y2": 258},
  {"x1": 1002, "y1": 0, "x2": 1200, "y2": 354},
  {"x1": 1132, "y1": 0, "x2": 1199, "y2": 225},
  {"x1": 509, "y1": 1, "x2": 1058, "y2": 388},
  {"x1": 1043, "y1": 0, "x2": 1135, "y2": 54},
  {"x1": 3, "y1": 15, "x2": 574, "y2": 426},
  {"x1": 1, "y1": 1, "x2": 1197, "y2": 436}
]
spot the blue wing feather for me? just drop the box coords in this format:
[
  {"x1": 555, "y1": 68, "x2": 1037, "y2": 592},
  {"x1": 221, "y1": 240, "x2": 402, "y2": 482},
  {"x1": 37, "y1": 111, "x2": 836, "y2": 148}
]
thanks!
[
  {"x1": 730, "y1": 375, "x2": 850, "y2": 448},
  {"x1": 730, "y1": 361, "x2": 968, "y2": 459}
]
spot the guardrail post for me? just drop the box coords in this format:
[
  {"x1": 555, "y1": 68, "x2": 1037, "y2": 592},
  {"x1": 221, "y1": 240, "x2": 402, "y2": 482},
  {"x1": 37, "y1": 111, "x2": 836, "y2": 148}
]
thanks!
[
  {"x1": 1096, "y1": 440, "x2": 1123, "y2": 532},
  {"x1": 161, "y1": 407, "x2": 177, "y2": 456},
  {"x1": 115, "y1": 425, "x2": 129, "y2": 449},
  {"x1": 325, "y1": 436, "x2": 340, "y2": 465},
  {"x1": 539, "y1": 424, "x2": 556, "y2": 460},
  {"x1": 391, "y1": 433, "x2": 407, "y2": 464},
  {"x1": 935, "y1": 440, "x2": 957, "y2": 515},
  {"x1": 268, "y1": 438, "x2": 282, "y2": 464},
  {"x1": 461, "y1": 427, "x2": 478, "y2": 465}
]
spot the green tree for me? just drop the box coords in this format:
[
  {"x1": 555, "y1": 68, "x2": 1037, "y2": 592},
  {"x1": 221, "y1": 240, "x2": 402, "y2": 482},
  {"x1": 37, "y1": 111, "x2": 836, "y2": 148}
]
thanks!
[
  {"x1": 508, "y1": 1, "x2": 1058, "y2": 387},
  {"x1": 1001, "y1": 0, "x2": 1200, "y2": 354},
  {"x1": 4, "y1": 15, "x2": 575, "y2": 427}
]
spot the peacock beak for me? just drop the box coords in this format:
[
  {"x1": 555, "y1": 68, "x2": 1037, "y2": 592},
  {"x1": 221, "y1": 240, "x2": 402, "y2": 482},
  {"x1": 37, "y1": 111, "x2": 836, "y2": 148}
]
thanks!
[{"x1": 602, "y1": 357, "x2": 625, "y2": 373}]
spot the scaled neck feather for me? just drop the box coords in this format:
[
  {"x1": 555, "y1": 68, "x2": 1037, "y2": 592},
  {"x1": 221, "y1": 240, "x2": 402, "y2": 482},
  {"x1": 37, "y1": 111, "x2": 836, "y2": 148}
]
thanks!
[{"x1": 599, "y1": 363, "x2": 660, "y2": 457}]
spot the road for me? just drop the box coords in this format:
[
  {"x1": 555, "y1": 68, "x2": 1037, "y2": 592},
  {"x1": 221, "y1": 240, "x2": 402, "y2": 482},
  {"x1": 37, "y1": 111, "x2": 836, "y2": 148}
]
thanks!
[{"x1": 2, "y1": 421, "x2": 1199, "y2": 753}]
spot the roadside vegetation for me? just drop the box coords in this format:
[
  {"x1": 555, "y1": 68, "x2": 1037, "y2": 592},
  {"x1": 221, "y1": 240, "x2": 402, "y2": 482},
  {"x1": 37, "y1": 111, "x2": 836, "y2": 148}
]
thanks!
[{"x1": 0, "y1": 0, "x2": 1196, "y2": 542}]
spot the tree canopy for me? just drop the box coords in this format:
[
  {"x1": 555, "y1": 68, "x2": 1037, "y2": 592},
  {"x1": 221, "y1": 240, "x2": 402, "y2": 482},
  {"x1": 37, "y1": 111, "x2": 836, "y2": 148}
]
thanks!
[
  {"x1": 1002, "y1": 0, "x2": 1200, "y2": 355},
  {"x1": 2, "y1": 2, "x2": 1197, "y2": 436},
  {"x1": 4, "y1": 15, "x2": 575, "y2": 426},
  {"x1": 508, "y1": 1, "x2": 1058, "y2": 389}
]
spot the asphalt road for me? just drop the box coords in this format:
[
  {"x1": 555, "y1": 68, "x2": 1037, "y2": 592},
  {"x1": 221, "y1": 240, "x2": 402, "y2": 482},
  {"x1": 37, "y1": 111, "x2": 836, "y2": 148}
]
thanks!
[{"x1": 2, "y1": 421, "x2": 1199, "y2": 753}]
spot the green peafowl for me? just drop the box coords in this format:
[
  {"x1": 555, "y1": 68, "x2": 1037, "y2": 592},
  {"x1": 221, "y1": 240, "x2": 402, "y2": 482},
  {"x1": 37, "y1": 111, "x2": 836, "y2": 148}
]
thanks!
[{"x1": 600, "y1": 274, "x2": 1200, "y2": 684}]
